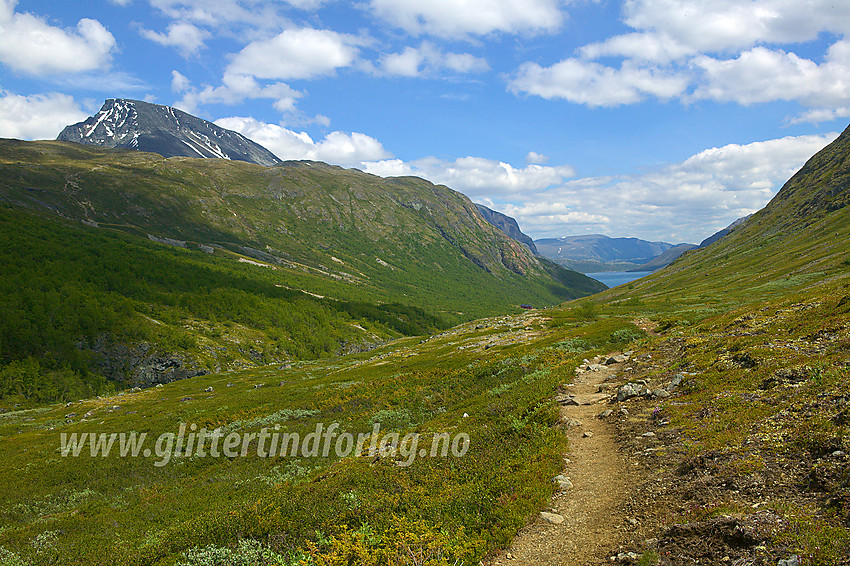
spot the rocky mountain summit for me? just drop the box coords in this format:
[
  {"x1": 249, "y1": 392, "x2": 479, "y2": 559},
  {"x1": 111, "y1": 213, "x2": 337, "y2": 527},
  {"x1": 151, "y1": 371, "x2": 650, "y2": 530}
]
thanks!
[{"x1": 57, "y1": 98, "x2": 281, "y2": 166}]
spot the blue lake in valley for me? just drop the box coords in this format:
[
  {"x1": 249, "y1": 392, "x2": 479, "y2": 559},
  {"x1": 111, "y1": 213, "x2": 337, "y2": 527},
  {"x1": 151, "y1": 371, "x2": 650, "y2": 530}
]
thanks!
[{"x1": 585, "y1": 271, "x2": 653, "y2": 288}]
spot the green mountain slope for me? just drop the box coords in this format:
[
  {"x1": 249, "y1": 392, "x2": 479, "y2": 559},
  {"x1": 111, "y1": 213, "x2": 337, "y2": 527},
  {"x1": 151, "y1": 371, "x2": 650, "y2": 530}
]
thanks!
[
  {"x1": 615, "y1": 123, "x2": 850, "y2": 310},
  {"x1": 0, "y1": 139, "x2": 602, "y2": 399},
  {"x1": 0, "y1": 140, "x2": 601, "y2": 312}
]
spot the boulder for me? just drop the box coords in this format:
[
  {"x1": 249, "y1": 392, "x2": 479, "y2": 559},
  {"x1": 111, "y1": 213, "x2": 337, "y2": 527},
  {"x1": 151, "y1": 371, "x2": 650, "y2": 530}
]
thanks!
[
  {"x1": 540, "y1": 511, "x2": 565, "y2": 525},
  {"x1": 605, "y1": 354, "x2": 629, "y2": 365},
  {"x1": 556, "y1": 393, "x2": 580, "y2": 406},
  {"x1": 617, "y1": 383, "x2": 642, "y2": 402}
]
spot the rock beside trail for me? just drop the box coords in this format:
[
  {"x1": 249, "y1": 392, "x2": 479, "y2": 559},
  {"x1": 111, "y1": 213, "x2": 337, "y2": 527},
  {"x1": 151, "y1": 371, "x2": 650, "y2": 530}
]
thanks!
[
  {"x1": 556, "y1": 393, "x2": 580, "y2": 406},
  {"x1": 553, "y1": 475, "x2": 573, "y2": 489},
  {"x1": 605, "y1": 354, "x2": 629, "y2": 365},
  {"x1": 617, "y1": 382, "x2": 650, "y2": 402},
  {"x1": 540, "y1": 511, "x2": 565, "y2": 525}
]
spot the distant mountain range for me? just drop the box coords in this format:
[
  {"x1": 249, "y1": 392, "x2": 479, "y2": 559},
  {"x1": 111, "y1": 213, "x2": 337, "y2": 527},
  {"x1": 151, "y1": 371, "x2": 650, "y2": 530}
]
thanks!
[
  {"x1": 531, "y1": 217, "x2": 752, "y2": 273},
  {"x1": 57, "y1": 98, "x2": 281, "y2": 166},
  {"x1": 533, "y1": 234, "x2": 692, "y2": 272}
]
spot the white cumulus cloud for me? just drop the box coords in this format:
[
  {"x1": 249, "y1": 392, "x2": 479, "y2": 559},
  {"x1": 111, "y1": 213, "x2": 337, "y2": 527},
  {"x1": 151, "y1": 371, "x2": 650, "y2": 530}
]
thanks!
[
  {"x1": 0, "y1": 91, "x2": 87, "y2": 140},
  {"x1": 141, "y1": 22, "x2": 209, "y2": 56},
  {"x1": 175, "y1": 73, "x2": 302, "y2": 115},
  {"x1": 369, "y1": 0, "x2": 565, "y2": 38},
  {"x1": 0, "y1": 0, "x2": 116, "y2": 75},
  {"x1": 485, "y1": 133, "x2": 840, "y2": 243},
  {"x1": 509, "y1": 59, "x2": 689, "y2": 106},
  {"x1": 228, "y1": 28, "x2": 362, "y2": 80},
  {"x1": 526, "y1": 151, "x2": 548, "y2": 165},
  {"x1": 692, "y1": 42, "x2": 850, "y2": 111},
  {"x1": 171, "y1": 70, "x2": 190, "y2": 93},
  {"x1": 215, "y1": 116, "x2": 392, "y2": 167},
  {"x1": 364, "y1": 156, "x2": 575, "y2": 198},
  {"x1": 380, "y1": 42, "x2": 489, "y2": 77},
  {"x1": 622, "y1": 0, "x2": 850, "y2": 53},
  {"x1": 579, "y1": 32, "x2": 693, "y2": 64},
  {"x1": 510, "y1": 0, "x2": 850, "y2": 121}
]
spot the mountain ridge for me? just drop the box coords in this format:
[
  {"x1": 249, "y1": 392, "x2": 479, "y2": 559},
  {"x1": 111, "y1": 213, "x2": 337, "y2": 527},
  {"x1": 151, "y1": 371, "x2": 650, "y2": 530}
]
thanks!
[
  {"x1": 0, "y1": 137, "x2": 604, "y2": 390},
  {"x1": 474, "y1": 203, "x2": 538, "y2": 255}
]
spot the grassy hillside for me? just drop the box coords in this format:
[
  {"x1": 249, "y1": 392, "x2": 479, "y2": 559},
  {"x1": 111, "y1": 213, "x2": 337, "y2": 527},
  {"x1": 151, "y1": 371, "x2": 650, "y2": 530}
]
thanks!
[
  {"x1": 0, "y1": 139, "x2": 602, "y2": 317},
  {"x1": 0, "y1": 140, "x2": 602, "y2": 403},
  {"x1": 1, "y1": 125, "x2": 849, "y2": 565}
]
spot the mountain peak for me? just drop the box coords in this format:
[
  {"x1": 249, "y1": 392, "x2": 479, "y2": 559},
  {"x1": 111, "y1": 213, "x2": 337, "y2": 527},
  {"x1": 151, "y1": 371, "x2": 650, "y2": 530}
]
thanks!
[{"x1": 57, "y1": 98, "x2": 281, "y2": 167}]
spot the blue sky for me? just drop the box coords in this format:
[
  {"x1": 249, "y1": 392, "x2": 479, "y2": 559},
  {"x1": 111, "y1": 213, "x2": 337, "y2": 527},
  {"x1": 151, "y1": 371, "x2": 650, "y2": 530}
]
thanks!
[{"x1": 1, "y1": 0, "x2": 848, "y2": 244}]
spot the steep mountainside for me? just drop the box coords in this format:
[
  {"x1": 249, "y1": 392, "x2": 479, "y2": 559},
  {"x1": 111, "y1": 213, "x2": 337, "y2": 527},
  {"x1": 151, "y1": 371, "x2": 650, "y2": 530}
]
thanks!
[
  {"x1": 0, "y1": 140, "x2": 601, "y2": 302},
  {"x1": 57, "y1": 99, "x2": 281, "y2": 166},
  {"x1": 475, "y1": 203, "x2": 538, "y2": 254},
  {"x1": 628, "y1": 122, "x2": 850, "y2": 301}
]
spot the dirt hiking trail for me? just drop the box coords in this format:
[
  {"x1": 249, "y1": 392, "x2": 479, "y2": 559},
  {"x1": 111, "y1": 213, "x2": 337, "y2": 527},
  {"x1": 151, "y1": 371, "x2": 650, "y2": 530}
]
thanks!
[{"x1": 487, "y1": 357, "x2": 633, "y2": 566}]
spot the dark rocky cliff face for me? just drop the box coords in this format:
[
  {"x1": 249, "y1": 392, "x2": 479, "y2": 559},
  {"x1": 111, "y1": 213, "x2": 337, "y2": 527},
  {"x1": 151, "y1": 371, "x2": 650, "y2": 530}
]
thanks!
[
  {"x1": 58, "y1": 98, "x2": 281, "y2": 166},
  {"x1": 475, "y1": 203, "x2": 539, "y2": 254}
]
